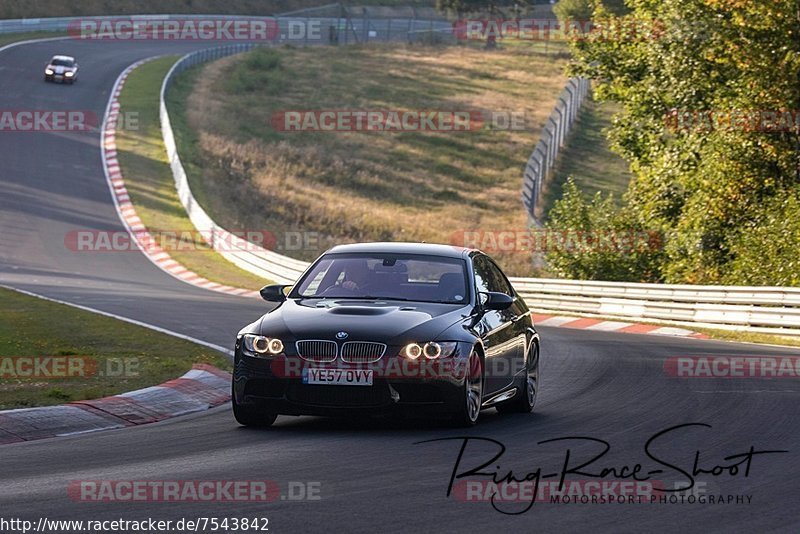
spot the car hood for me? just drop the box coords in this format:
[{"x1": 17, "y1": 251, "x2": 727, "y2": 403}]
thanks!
[
  {"x1": 48, "y1": 65, "x2": 75, "y2": 74},
  {"x1": 257, "y1": 298, "x2": 470, "y2": 344}
]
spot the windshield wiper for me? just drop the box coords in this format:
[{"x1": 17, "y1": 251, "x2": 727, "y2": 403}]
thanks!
[{"x1": 331, "y1": 295, "x2": 416, "y2": 301}]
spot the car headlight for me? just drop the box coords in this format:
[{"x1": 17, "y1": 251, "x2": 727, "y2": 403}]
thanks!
[
  {"x1": 45, "y1": 69, "x2": 54, "y2": 75},
  {"x1": 65, "y1": 71, "x2": 74, "y2": 76},
  {"x1": 242, "y1": 334, "x2": 284, "y2": 356},
  {"x1": 401, "y1": 341, "x2": 457, "y2": 360}
]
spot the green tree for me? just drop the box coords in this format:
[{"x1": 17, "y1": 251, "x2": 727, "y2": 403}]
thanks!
[
  {"x1": 550, "y1": 0, "x2": 800, "y2": 285},
  {"x1": 553, "y1": 0, "x2": 593, "y2": 23},
  {"x1": 546, "y1": 179, "x2": 663, "y2": 281},
  {"x1": 554, "y1": 0, "x2": 629, "y2": 23}
]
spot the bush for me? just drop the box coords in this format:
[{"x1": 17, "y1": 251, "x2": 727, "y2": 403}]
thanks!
[
  {"x1": 545, "y1": 179, "x2": 664, "y2": 281},
  {"x1": 225, "y1": 48, "x2": 286, "y2": 95},
  {"x1": 724, "y1": 190, "x2": 800, "y2": 286}
]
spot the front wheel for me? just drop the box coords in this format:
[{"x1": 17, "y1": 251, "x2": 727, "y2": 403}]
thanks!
[
  {"x1": 232, "y1": 383, "x2": 277, "y2": 427},
  {"x1": 452, "y1": 349, "x2": 483, "y2": 427}
]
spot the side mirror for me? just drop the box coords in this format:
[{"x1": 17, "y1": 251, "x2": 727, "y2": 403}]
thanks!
[
  {"x1": 259, "y1": 284, "x2": 290, "y2": 302},
  {"x1": 479, "y1": 291, "x2": 514, "y2": 311}
]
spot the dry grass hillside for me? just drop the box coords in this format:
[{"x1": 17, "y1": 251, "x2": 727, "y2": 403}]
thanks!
[{"x1": 169, "y1": 43, "x2": 569, "y2": 275}]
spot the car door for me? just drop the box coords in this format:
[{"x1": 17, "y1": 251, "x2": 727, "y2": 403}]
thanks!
[
  {"x1": 472, "y1": 254, "x2": 522, "y2": 393},
  {"x1": 485, "y1": 257, "x2": 530, "y2": 380}
]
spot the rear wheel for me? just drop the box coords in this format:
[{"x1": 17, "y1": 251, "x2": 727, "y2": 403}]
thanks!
[
  {"x1": 232, "y1": 383, "x2": 277, "y2": 427},
  {"x1": 452, "y1": 349, "x2": 483, "y2": 427},
  {"x1": 497, "y1": 342, "x2": 538, "y2": 414}
]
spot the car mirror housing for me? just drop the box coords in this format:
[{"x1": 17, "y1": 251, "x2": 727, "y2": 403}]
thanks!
[
  {"x1": 480, "y1": 291, "x2": 514, "y2": 311},
  {"x1": 259, "y1": 284, "x2": 291, "y2": 302}
]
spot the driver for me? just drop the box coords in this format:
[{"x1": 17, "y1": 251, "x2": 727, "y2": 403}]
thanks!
[{"x1": 340, "y1": 259, "x2": 373, "y2": 291}]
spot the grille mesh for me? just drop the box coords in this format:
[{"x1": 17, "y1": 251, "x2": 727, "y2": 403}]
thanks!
[
  {"x1": 341, "y1": 341, "x2": 386, "y2": 363},
  {"x1": 296, "y1": 340, "x2": 338, "y2": 362}
]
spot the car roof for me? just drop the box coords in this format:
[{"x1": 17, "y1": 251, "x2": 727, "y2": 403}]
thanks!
[
  {"x1": 51, "y1": 55, "x2": 75, "y2": 62},
  {"x1": 325, "y1": 242, "x2": 473, "y2": 259}
]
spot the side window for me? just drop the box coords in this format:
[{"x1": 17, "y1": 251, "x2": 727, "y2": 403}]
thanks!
[
  {"x1": 486, "y1": 259, "x2": 513, "y2": 295},
  {"x1": 473, "y1": 255, "x2": 512, "y2": 295},
  {"x1": 473, "y1": 255, "x2": 492, "y2": 295}
]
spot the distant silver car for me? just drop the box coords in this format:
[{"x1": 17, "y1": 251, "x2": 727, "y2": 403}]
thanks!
[{"x1": 44, "y1": 55, "x2": 79, "y2": 84}]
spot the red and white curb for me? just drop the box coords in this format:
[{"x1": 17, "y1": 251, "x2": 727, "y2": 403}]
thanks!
[
  {"x1": 532, "y1": 314, "x2": 709, "y2": 339},
  {"x1": 101, "y1": 58, "x2": 259, "y2": 299},
  {"x1": 0, "y1": 364, "x2": 230, "y2": 445}
]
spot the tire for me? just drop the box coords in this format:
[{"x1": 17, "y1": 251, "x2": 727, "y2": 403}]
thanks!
[
  {"x1": 452, "y1": 348, "x2": 483, "y2": 427},
  {"x1": 232, "y1": 383, "x2": 277, "y2": 427},
  {"x1": 497, "y1": 341, "x2": 538, "y2": 414}
]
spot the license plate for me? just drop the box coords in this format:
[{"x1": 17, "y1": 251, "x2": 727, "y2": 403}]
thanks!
[{"x1": 303, "y1": 367, "x2": 373, "y2": 386}]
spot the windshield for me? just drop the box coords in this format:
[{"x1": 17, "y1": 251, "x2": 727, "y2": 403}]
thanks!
[
  {"x1": 292, "y1": 253, "x2": 469, "y2": 304},
  {"x1": 51, "y1": 58, "x2": 74, "y2": 67}
]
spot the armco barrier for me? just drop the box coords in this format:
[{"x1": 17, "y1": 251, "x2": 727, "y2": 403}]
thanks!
[
  {"x1": 160, "y1": 45, "x2": 310, "y2": 285},
  {"x1": 156, "y1": 45, "x2": 800, "y2": 336},
  {"x1": 509, "y1": 278, "x2": 800, "y2": 335}
]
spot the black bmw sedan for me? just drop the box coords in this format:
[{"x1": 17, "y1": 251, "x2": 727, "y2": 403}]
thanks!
[{"x1": 233, "y1": 242, "x2": 539, "y2": 427}]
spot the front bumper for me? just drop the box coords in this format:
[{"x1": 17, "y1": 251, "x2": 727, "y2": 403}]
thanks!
[
  {"x1": 45, "y1": 73, "x2": 74, "y2": 83},
  {"x1": 233, "y1": 349, "x2": 468, "y2": 417}
]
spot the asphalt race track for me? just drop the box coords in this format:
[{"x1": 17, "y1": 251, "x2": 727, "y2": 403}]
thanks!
[{"x1": 1, "y1": 39, "x2": 799, "y2": 533}]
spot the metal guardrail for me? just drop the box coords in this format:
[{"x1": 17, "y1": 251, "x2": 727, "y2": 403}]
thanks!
[
  {"x1": 509, "y1": 278, "x2": 800, "y2": 334},
  {"x1": 522, "y1": 77, "x2": 590, "y2": 225},
  {"x1": 160, "y1": 44, "x2": 310, "y2": 285}
]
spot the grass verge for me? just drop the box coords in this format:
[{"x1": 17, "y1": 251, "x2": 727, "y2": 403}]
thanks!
[
  {"x1": 0, "y1": 31, "x2": 66, "y2": 48},
  {"x1": 692, "y1": 327, "x2": 800, "y2": 349},
  {"x1": 115, "y1": 56, "x2": 270, "y2": 290},
  {"x1": 541, "y1": 97, "x2": 632, "y2": 216},
  {"x1": 0, "y1": 287, "x2": 230, "y2": 409},
  {"x1": 168, "y1": 43, "x2": 571, "y2": 276}
]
